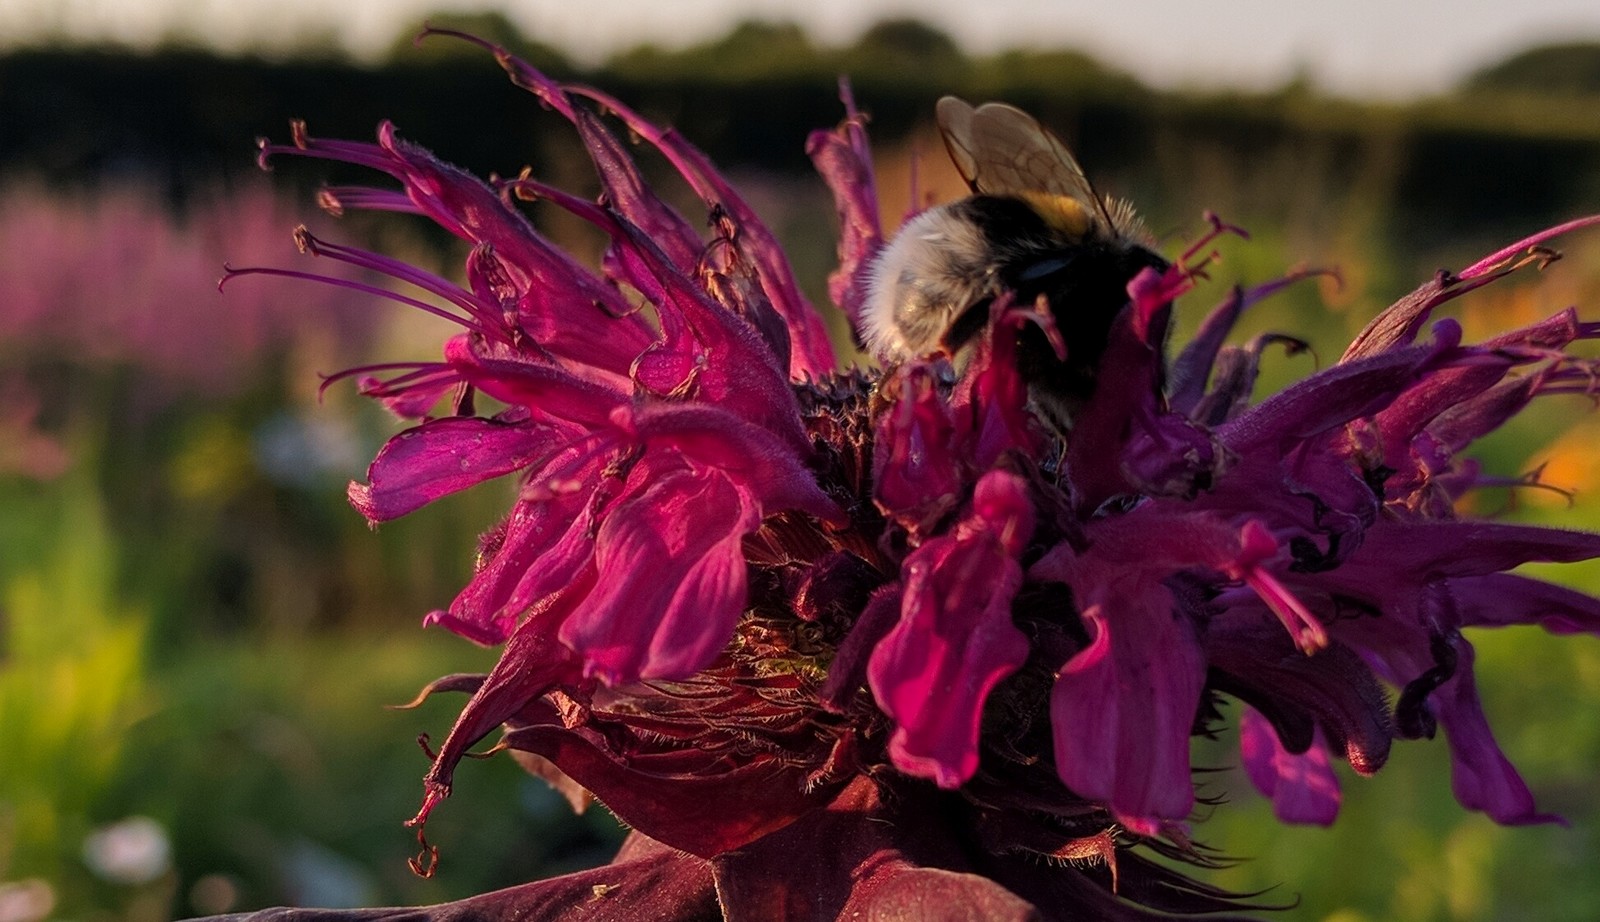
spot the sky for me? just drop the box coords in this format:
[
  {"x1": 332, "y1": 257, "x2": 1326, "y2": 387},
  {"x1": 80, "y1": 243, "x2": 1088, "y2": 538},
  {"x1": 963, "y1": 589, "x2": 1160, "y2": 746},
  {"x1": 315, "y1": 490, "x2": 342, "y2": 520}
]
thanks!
[{"x1": 6, "y1": 0, "x2": 1600, "y2": 98}]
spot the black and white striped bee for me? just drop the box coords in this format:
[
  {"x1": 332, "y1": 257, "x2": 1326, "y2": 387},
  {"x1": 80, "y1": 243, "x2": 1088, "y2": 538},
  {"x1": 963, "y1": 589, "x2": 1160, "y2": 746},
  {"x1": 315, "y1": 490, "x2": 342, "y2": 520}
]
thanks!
[{"x1": 863, "y1": 97, "x2": 1168, "y2": 428}]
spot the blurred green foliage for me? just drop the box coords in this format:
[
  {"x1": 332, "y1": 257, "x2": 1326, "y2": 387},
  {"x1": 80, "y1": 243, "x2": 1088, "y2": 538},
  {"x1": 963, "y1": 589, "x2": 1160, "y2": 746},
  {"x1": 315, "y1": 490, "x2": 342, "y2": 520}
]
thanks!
[
  {"x1": 2, "y1": 13, "x2": 1600, "y2": 920},
  {"x1": 0, "y1": 476, "x2": 153, "y2": 906},
  {"x1": 1463, "y1": 42, "x2": 1600, "y2": 98}
]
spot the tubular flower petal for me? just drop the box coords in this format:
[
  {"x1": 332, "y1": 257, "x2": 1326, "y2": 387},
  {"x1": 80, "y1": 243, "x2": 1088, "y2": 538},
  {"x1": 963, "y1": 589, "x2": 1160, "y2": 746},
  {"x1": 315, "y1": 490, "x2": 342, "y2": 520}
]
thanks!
[
  {"x1": 868, "y1": 470, "x2": 1035, "y2": 789},
  {"x1": 233, "y1": 31, "x2": 1600, "y2": 921},
  {"x1": 1240, "y1": 706, "x2": 1342, "y2": 826}
]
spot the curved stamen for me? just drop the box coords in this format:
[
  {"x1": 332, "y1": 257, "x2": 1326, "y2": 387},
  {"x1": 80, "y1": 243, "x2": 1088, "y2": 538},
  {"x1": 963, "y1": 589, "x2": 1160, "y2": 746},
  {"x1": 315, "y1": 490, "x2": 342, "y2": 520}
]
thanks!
[
  {"x1": 317, "y1": 361, "x2": 449, "y2": 398},
  {"x1": 1459, "y1": 214, "x2": 1600, "y2": 280},
  {"x1": 294, "y1": 228, "x2": 503, "y2": 331},
  {"x1": 258, "y1": 120, "x2": 402, "y2": 176},
  {"x1": 222, "y1": 265, "x2": 480, "y2": 332},
  {"x1": 319, "y1": 186, "x2": 421, "y2": 216}
]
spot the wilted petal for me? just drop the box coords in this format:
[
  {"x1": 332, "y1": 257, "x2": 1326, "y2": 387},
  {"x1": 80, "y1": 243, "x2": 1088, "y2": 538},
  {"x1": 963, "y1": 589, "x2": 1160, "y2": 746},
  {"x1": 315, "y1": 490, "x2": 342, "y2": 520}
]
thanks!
[
  {"x1": 205, "y1": 834, "x2": 719, "y2": 922},
  {"x1": 415, "y1": 617, "x2": 581, "y2": 829},
  {"x1": 1206, "y1": 610, "x2": 1391, "y2": 776},
  {"x1": 500, "y1": 694, "x2": 835, "y2": 858},
  {"x1": 712, "y1": 777, "x2": 1063, "y2": 922}
]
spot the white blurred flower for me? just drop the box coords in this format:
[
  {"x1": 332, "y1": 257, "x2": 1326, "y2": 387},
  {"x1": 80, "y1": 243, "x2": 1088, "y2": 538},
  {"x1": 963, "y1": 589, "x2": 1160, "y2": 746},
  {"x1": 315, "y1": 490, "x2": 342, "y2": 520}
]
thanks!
[{"x1": 82, "y1": 815, "x2": 172, "y2": 885}]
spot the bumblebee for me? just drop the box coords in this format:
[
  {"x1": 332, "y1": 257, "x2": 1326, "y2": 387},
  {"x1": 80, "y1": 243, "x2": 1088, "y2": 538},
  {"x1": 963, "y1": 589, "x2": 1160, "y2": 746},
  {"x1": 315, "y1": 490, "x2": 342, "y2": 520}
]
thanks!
[{"x1": 862, "y1": 97, "x2": 1168, "y2": 427}]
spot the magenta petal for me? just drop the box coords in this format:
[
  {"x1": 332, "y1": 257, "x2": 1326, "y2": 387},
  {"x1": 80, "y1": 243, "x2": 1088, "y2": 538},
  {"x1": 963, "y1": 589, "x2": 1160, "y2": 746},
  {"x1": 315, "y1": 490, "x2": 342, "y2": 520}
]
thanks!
[
  {"x1": 1345, "y1": 520, "x2": 1600, "y2": 582},
  {"x1": 1065, "y1": 314, "x2": 1169, "y2": 508},
  {"x1": 1426, "y1": 374, "x2": 1541, "y2": 458},
  {"x1": 348, "y1": 416, "x2": 569, "y2": 523},
  {"x1": 622, "y1": 403, "x2": 842, "y2": 524},
  {"x1": 1239, "y1": 706, "x2": 1342, "y2": 826},
  {"x1": 805, "y1": 85, "x2": 884, "y2": 328},
  {"x1": 268, "y1": 64, "x2": 1600, "y2": 914},
  {"x1": 873, "y1": 367, "x2": 962, "y2": 532},
  {"x1": 1168, "y1": 270, "x2": 1323, "y2": 416},
  {"x1": 428, "y1": 489, "x2": 600, "y2": 645},
  {"x1": 1221, "y1": 341, "x2": 1447, "y2": 453},
  {"x1": 559, "y1": 466, "x2": 761, "y2": 683},
  {"x1": 868, "y1": 472, "x2": 1034, "y2": 788},
  {"x1": 952, "y1": 308, "x2": 1046, "y2": 467},
  {"x1": 562, "y1": 85, "x2": 839, "y2": 380},
  {"x1": 821, "y1": 585, "x2": 903, "y2": 711},
  {"x1": 461, "y1": 244, "x2": 646, "y2": 382},
  {"x1": 1374, "y1": 358, "x2": 1514, "y2": 461},
  {"x1": 527, "y1": 76, "x2": 709, "y2": 274},
  {"x1": 511, "y1": 180, "x2": 810, "y2": 447},
  {"x1": 1434, "y1": 640, "x2": 1562, "y2": 825},
  {"x1": 1050, "y1": 580, "x2": 1205, "y2": 834},
  {"x1": 367, "y1": 124, "x2": 659, "y2": 367},
  {"x1": 1454, "y1": 573, "x2": 1600, "y2": 634},
  {"x1": 448, "y1": 336, "x2": 626, "y2": 428},
  {"x1": 355, "y1": 364, "x2": 460, "y2": 419}
]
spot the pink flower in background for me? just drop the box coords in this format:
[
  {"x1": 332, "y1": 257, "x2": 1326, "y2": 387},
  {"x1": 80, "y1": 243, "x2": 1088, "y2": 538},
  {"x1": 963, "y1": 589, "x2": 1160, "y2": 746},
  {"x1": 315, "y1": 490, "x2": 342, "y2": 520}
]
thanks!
[
  {"x1": 233, "y1": 30, "x2": 1600, "y2": 922},
  {"x1": 0, "y1": 182, "x2": 373, "y2": 400}
]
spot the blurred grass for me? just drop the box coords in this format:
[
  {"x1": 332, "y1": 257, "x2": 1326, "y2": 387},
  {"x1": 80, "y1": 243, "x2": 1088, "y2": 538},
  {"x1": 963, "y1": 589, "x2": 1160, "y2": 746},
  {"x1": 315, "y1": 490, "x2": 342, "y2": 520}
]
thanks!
[{"x1": 0, "y1": 464, "x2": 624, "y2": 916}]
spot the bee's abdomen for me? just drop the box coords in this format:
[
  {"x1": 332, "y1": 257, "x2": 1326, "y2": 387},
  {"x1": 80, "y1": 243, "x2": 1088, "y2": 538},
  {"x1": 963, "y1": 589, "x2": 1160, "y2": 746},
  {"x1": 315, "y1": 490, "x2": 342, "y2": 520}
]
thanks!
[
  {"x1": 1008, "y1": 241, "x2": 1170, "y2": 409},
  {"x1": 936, "y1": 196, "x2": 1058, "y2": 352}
]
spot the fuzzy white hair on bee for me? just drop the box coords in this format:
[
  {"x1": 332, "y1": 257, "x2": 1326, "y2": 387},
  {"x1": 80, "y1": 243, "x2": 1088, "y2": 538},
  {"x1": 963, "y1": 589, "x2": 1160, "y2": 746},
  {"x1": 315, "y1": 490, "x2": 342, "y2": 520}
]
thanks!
[
  {"x1": 861, "y1": 96, "x2": 1168, "y2": 426},
  {"x1": 861, "y1": 203, "x2": 996, "y2": 361}
]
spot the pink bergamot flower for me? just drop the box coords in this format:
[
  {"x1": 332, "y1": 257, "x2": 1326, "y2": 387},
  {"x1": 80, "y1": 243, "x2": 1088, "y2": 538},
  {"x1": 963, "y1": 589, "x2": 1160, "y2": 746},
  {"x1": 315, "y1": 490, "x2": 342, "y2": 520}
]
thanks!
[{"x1": 223, "y1": 30, "x2": 1600, "y2": 922}]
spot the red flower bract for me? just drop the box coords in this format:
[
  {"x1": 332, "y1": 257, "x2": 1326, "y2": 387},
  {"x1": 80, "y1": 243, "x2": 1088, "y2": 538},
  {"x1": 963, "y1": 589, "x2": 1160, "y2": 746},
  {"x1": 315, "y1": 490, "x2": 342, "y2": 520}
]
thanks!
[{"x1": 228, "y1": 29, "x2": 1600, "y2": 922}]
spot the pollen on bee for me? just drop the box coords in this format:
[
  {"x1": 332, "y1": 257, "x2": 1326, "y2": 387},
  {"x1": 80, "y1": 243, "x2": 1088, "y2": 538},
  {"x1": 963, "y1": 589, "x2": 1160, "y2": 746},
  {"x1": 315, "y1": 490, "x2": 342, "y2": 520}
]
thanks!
[{"x1": 1018, "y1": 191, "x2": 1092, "y2": 239}]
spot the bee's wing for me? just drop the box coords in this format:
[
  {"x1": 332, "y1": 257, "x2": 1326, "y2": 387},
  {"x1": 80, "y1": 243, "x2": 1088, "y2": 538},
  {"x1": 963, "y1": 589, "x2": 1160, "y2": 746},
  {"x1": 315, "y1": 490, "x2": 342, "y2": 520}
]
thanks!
[{"x1": 936, "y1": 96, "x2": 1117, "y2": 235}]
